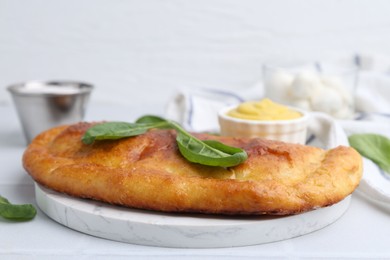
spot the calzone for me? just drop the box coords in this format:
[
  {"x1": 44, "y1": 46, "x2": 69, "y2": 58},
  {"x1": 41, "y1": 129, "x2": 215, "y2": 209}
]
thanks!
[{"x1": 23, "y1": 122, "x2": 363, "y2": 215}]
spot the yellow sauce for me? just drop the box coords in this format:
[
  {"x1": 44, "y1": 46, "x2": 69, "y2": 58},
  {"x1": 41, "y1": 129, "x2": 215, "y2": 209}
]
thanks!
[{"x1": 227, "y1": 98, "x2": 302, "y2": 120}]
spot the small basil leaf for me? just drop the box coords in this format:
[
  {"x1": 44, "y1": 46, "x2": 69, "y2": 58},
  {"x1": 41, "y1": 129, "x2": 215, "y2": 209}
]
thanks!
[
  {"x1": 348, "y1": 133, "x2": 390, "y2": 174},
  {"x1": 0, "y1": 195, "x2": 37, "y2": 221},
  {"x1": 176, "y1": 132, "x2": 248, "y2": 167},
  {"x1": 82, "y1": 122, "x2": 154, "y2": 144}
]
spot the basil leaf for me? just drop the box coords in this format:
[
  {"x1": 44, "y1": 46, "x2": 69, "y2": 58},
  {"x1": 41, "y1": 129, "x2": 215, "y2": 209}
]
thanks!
[
  {"x1": 176, "y1": 133, "x2": 248, "y2": 167},
  {"x1": 0, "y1": 195, "x2": 37, "y2": 221},
  {"x1": 82, "y1": 121, "x2": 161, "y2": 144},
  {"x1": 348, "y1": 133, "x2": 390, "y2": 174},
  {"x1": 171, "y1": 121, "x2": 248, "y2": 167}
]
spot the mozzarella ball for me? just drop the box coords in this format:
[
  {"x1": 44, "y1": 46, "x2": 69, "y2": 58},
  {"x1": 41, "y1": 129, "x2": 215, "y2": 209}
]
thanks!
[
  {"x1": 310, "y1": 87, "x2": 344, "y2": 115},
  {"x1": 332, "y1": 105, "x2": 354, "y2": 119},
  {"x1": 290, "y1": 99, "x2": 312, "y2": 111},
  {"x1": 290, "y1": 71, "x2": 322, "y2": 99},
  {"x1": 321, "y1": 76, "x2": 354, "y2": 105},
  {"x1": 264, "y1": 70, "x2": 294, "y2": 103}
]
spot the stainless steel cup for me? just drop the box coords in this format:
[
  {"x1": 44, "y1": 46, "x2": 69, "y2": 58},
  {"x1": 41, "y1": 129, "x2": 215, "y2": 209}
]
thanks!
[{"x1": 7, "y1": 81, "x2": 93, "y2": 144}]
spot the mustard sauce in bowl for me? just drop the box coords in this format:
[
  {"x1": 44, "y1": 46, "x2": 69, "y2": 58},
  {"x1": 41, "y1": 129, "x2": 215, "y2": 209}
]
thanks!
[
  {"x1": 227, "y1": 98, "x2": 302, "y2": 121},
  {"x1": 218, "y1": 99, "x2": 309, "y2": 144}
]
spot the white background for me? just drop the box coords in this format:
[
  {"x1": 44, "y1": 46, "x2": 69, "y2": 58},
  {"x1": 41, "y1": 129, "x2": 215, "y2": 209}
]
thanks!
[{"x1": 1, "y1": 0, "x2": 390, "y2": 110}]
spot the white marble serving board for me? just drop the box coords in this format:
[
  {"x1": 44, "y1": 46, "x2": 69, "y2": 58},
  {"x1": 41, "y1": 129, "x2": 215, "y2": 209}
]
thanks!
[{"x1": 35, "y1": 183, "x2": 351, "y2": 248}]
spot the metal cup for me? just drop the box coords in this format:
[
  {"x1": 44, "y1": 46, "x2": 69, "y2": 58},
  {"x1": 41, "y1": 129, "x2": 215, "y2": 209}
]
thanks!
[{"x1": 7, "y1": 81, "x2": 93, "y2": 144}]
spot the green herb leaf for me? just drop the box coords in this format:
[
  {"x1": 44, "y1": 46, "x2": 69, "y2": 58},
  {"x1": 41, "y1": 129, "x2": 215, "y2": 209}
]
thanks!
[
  {"x1": 82, "y1": 121, "x2": 166, "y2": 144},
  {"x1": 0, "y1": 195, "x2": 37, "y2": 221},
  {"x1": 170, "y1": 121, "x2": 247, "y2": 167},
  {"x1": 81, "y1": 115, "x2": 248, "y2": 167},
  {"x1": 348, "y1": 133, "x2": 390, "y2": 174},
  {"x1": 177, "y1": 134, "x2": 248, "y2": 167}
]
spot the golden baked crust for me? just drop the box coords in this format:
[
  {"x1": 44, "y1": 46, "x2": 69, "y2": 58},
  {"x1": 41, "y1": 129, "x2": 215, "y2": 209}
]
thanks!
[{"x1": 23, "y1": 122, "x2": 363, "y2": 215}]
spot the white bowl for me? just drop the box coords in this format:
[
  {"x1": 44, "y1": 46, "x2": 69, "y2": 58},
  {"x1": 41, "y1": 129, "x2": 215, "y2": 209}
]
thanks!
[{"x1": 218, "y1": 104, "x2": 310, "y2": 144}]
